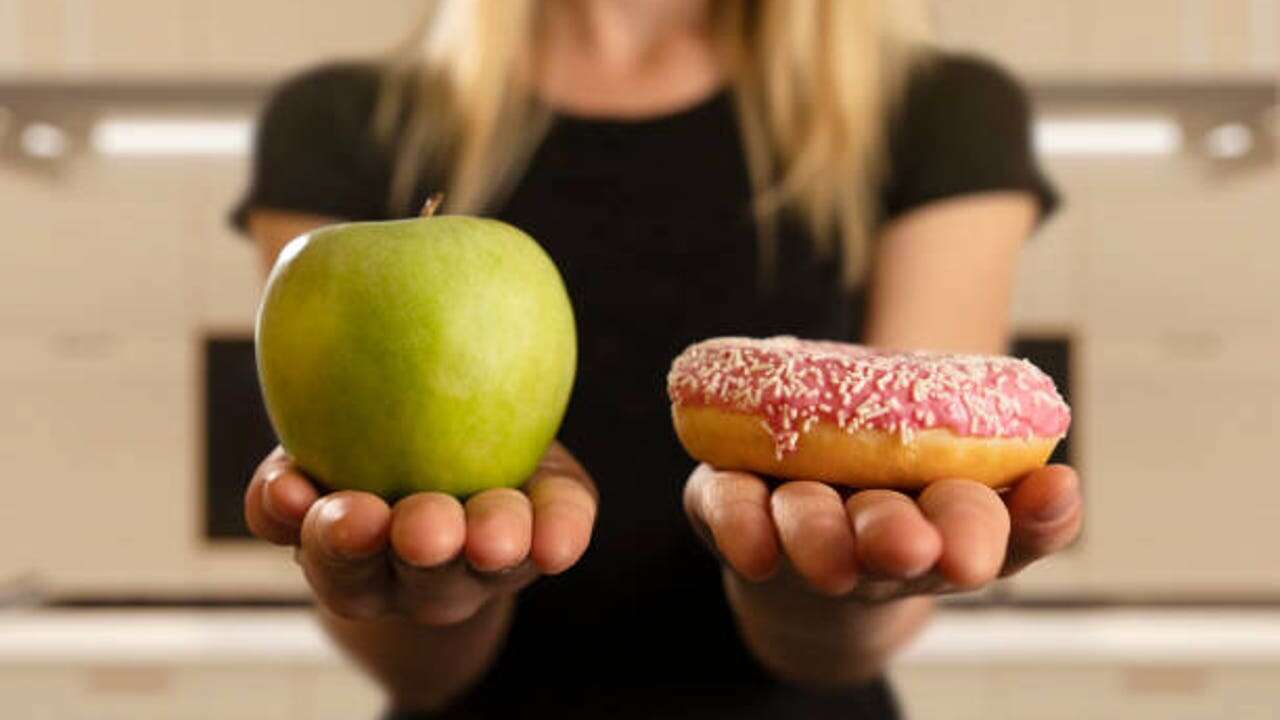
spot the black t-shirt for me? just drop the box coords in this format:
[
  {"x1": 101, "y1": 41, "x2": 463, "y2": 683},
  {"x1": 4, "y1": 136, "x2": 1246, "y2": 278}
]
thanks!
[{"x1": 234, "y1": 54, "x2": 1056, "y2": 720}]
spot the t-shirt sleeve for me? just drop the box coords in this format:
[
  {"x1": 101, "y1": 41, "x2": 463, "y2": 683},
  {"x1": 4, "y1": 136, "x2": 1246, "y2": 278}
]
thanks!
[
  {"x1": 880, "y1": 54, "x2": 1059, "y2": 223},
  {"x1": 230, "y1": 62, "x2": 392, "y2": 232}
]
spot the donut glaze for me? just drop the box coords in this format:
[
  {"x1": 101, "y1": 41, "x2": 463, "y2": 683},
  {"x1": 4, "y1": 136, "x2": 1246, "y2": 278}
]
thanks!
[{"x1": 667, "y1": 336, "x2": 1071, "y2": 488}]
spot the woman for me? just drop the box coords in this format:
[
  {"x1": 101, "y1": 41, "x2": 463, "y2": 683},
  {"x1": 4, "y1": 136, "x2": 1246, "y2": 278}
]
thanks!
[{"x1": 236, "y1": 1, "x2": 1083, "y2": 717}]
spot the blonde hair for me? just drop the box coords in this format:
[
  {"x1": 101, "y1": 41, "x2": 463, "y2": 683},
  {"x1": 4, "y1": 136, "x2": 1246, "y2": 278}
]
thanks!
[{"x1": 378, "y1": 0, "x2": 931, "y2": 285}]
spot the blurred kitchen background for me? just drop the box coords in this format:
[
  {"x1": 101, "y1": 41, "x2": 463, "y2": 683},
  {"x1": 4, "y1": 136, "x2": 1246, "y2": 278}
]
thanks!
[{"x1": 1, "y1": 1, "x2": 1278, "y2": 718}]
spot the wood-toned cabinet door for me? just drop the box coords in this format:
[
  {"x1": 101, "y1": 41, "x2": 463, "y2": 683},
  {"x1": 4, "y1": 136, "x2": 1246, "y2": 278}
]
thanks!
[
  {"x1": 0, "y1": 166, "x2": 190, "y2": 337},
  {"x1": 0, "y1": 153, "x2": 296, "y2": 596},
  {"x1": 932, "y1": 0, "x2": 1280, "y2": 78},
  {"x1": 0, "y1": 335, "x2": 196, "y2": 590},
  {"x1": 186, "y1": 0, "x2": 423, "y2": 78},
  {"x1": 2, "y1": 0, "x2": 428, "y2": 79},
  {"x1": 1009, "y1": 160, "x2": 1280, "y2": 598}
]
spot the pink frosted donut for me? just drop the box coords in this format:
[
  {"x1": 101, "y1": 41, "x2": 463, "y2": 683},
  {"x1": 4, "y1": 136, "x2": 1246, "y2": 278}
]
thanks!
[{"x1": 667, "y1": 336, "x2": 1071, "y2": 489}]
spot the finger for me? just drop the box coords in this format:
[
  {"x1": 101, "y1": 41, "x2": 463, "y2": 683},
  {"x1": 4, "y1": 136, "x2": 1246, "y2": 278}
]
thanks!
[
  {"x1": 846, "y1": 490, "x2": 942, "y2": 580},
  {"x1": 299, "y1": 492, "x2": 393, "y2": 620},
  {"x1": 918, "y1": 479, "x2": 1010, "y2": 590},
  {"x1": 244, "y1": 448, "x2": 317, "y2": 545},
  {"x1": 684, "y1": 464, "x2": 779, "y2": 582},
  {"x1": 261, "y1": 462, "x2": 319, "y2": 527},
  {"x1": 1002, "y1": 465, "x2": 1083, "y2": 576},
  {"x1": 526, "y1": 472, "x2": 597, "y2": 575},
  {"x1": 464, "y1": 488, "x2": 533, "y2": 573},
  {"x1": 386, "y1": 492, "x2": 483, "y2": 626},
  {"x1": 390, "y1": 493, "x2": 466, "y2": 568},
  {"x1": 245, "y1": 473, "x2": 302, "y2": 545},
  {"x1": 770, "y1": 481, "x2": 858, "y2": 596},
  {"x1": 538, "y1": 442, "x2": 598, "y2": 499},
  {"x1": 390, "y1": 557, "x2": 488, "y2": 626}
]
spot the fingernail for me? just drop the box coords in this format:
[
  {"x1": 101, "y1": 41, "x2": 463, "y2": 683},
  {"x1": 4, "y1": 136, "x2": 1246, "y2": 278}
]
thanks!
[
  {"x1": 316, "y1": 499, "x2": 367, "y2": 560},
  {"x1": 1032, "y1": 492, "x2": 1077, "y2": 523},
  {"x1": 261, "y1": 474, "x2": 287, "y2": 523}
]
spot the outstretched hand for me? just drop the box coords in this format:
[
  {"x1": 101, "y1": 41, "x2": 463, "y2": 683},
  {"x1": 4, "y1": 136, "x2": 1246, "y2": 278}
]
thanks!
[
  {"x1": 245, "y1": 443, "x2": 597, "y2": 625},
  {"x1": 684, "y1": 464, "x2": 1082, "y2": 602}
]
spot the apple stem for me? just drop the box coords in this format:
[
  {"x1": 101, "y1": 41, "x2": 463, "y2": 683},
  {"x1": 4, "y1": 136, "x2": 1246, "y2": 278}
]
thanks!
[{"x1": 420, "y1": 192, "x2": 445, "y2": 218}]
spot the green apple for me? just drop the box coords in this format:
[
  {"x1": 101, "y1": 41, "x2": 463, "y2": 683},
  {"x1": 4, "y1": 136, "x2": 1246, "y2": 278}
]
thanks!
[{"x1": 255, "y1": 206, "x2": 576, "y2": 498}]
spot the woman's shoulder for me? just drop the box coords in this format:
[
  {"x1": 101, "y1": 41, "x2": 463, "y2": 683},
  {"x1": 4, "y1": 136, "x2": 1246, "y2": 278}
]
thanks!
[
  {"x1": 262, "y1": 60, "x2": 385, "y2": 125},
  {"x1": 231, "y1": 61, "x2": 393, "y2": 230},
  {"x1": 881, "y1": 51, "x2": 1056, "y2": 221},
  {"x1": 899, "y1": 51, "x2": 1033, "y2": 123},
  {"x1": 887, "y1": 50, "x2": 1040, "y2": 174}
]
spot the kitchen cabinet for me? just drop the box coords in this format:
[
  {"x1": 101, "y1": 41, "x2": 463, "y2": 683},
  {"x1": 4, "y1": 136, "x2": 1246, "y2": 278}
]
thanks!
[
  {"x1": 0, "y1": 334, "x2": 302, "y2": 597},
  {"x1": 1206, "y1": 0, "x2": 1279, "y2": 73},
  {"x1": 0, "y1": 1, "x2": 24, "y2": 72},
  {"x1": 2, "y1": 0, "x2": 425, "y2": 81},
  {"x1": 188, "y1": 162, "x2": 264, "y2": 332},
  {"x1": 0, "y1": 336, "x2": 194, "y2": 587},
  {"x1": 186, "y1": 0, "x2": 425, "y2": 79},
  {"x1": 185, "y1": 1, "x2": 330, "y2": 78},
  {"x1": 0, "y1": 166, "x2": 192, "y2": 336},
  {"x1": 2, "y1": 0, "x2": 65, "y2": 75},
  {"x1": 4, "y1": 1, "x2": 1276, "y2": 82},
  {"x1": 1075, "y1": 160, "x2": 1279, "y2": 337},
  {"x1": 1012, "y1": 330, "x2": 1280, "y2": 597},
  {"x1": 932, "y1": 0, "x2": 1280, "y2": 79},
  {"x1": 931, "y1": 0, "x2": 1087, "y2": 77},
  {"x1": 68, "y1": 0, "x2": 190, "y2": 77},
  {"x1": 0, "y1": 147, "x2": 261, "y2": 336},
  {"x1": 1009, "y1": 194, "x2": 1085, "y2": 332},
  {"x1": 1005, "y1": 155, "x2": 1280, "y2": 599},
  {"x1": 1079, "y1": 0, "x2": 1193, "y2": 77}
]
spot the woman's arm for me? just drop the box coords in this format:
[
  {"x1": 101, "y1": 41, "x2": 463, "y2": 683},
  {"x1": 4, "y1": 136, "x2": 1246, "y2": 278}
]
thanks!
[
  {"x1": 246, "y1": 211, "x2": 598, "y2": 711},
  {"x1": 317, "y1": 599, "x2": 515, "y2": 711},
  {"x1": 700, "y1": 192, "x2": 1081, "y2": 687},
  {"x1": 864, "y1": 192, "x2": 1034, "y2": 354}
]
